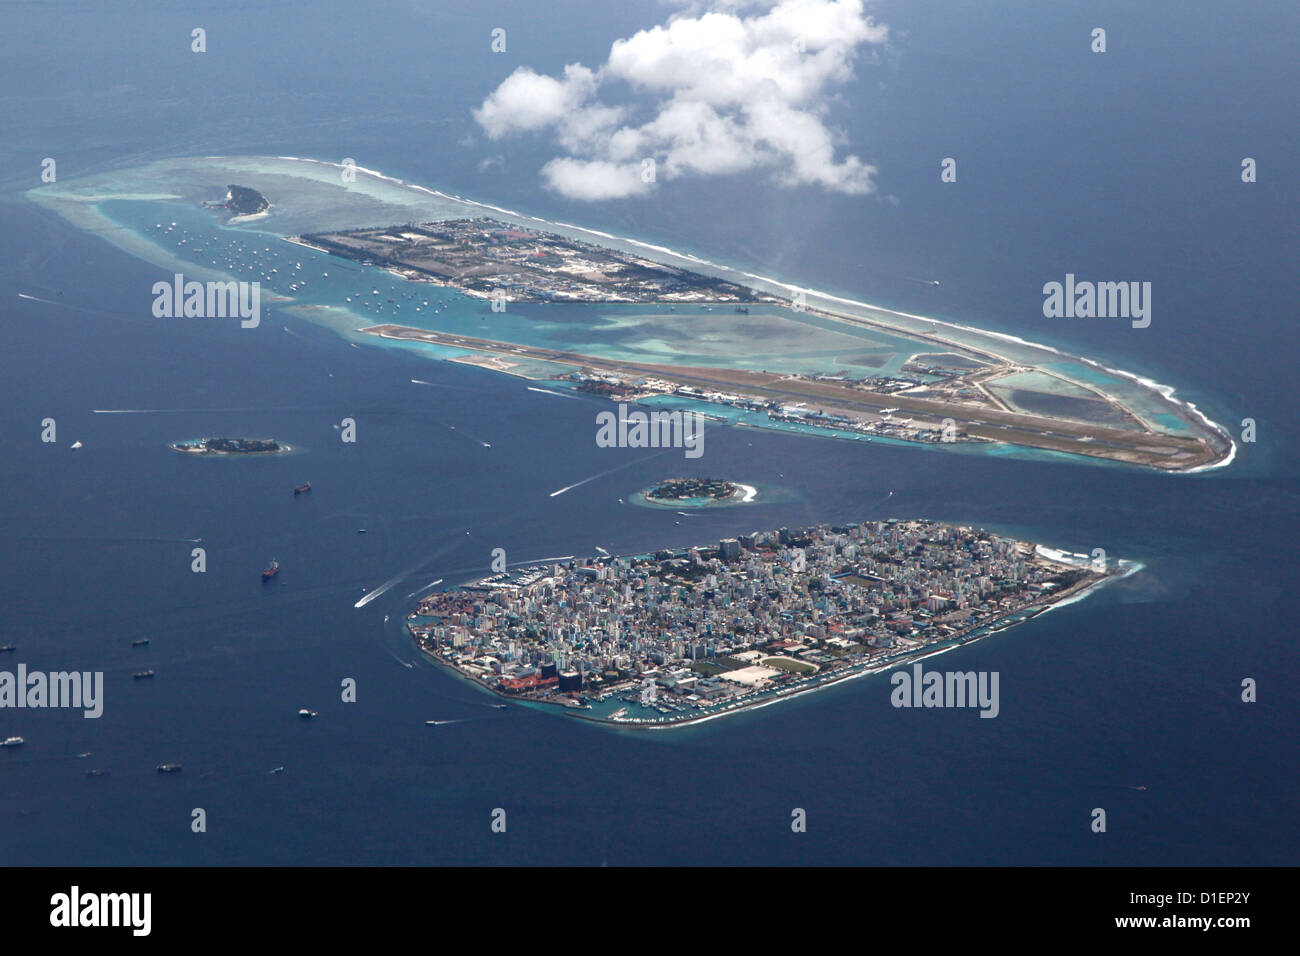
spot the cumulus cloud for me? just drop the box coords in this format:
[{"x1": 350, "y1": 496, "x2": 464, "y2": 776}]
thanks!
[
  {"x1": 474, "y1": 64, "x2": 598, "y2": 139},
  {"x1": 472, "y1": 0, "x2": 887, "y2": 200}
]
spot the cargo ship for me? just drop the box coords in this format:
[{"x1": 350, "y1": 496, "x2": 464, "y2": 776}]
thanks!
[
  {"x1": 132, "y1": 670, "x2": 155, "y2": 680},
  {"x1": 294, "y1": 482, "x2": 311, "y2": 495},
  {"x1": 0, "y1": 645, "x2": 16, "y2": 653},
  {"x1": 131, "y1": 638, "x2": 150, "y2": 647},
  {"x1": 262, "y1": 559, "x2": 279, "y2": 582}
]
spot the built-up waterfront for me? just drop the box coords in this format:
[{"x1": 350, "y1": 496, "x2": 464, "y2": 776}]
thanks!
[{"x1": 407, "y1": 519, "x2": 1114, "y2": 727}]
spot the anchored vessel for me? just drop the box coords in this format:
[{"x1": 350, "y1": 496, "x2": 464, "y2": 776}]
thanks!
[
  {"x1": 294, "y1": 482, "x2": 311, "y2": 495},
  {"x1": 262, "y1": 559, "x2": 280, "y2": 582},
  {"x1": 155, "y1": 763, "x2": 182, "y2": 773}
]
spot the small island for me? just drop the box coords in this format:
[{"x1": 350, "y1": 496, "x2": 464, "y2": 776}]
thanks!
[
  {"x1": 646, "y1": 477, "x2": 738, "y2": 502},
  {"x1": 637, "y1": 477, "x2": 757, "y2": 509},
  {"x1": 205, "y1": 184, "x2": 270, "y2": 218},
  {"x1": 170, "y1": 437, "x2": 287, "y2": 456}
]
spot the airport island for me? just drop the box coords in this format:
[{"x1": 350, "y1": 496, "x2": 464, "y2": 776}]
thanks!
[
  {"x1": 290, "y1": 218, "x2": 1232, "y2": 472},
  {"x1": 407, "y1": 519, "x2": 1118, "y2": 727},
  {"x1": 28, "y1": 158, "x2": 1235, "y2": 474}
]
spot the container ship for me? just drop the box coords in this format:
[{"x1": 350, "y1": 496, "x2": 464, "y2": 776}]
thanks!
[{"x1": 262, "y1": 559, "x2": 279, "y2": 582}]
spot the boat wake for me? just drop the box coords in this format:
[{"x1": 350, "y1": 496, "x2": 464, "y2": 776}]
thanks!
[
  {"x1": 526, "y1": 386, "x2": 577, "y2": 399},
  {"x1": 550, "y1": 450, "x2": 673, "y2": 497}
]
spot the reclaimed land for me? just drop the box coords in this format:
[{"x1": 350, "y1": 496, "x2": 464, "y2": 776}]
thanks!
[
  {"x1": 309, "y1": 219, "x2": 1229, "y2": 471},
  {"x1": 362, "y1": 325, "x2": 1221, "y2": 471}
]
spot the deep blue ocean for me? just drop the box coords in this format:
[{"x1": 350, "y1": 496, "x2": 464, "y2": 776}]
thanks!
[{"x1": 1, "y1": 0, "x2": 1295, "y2": 865}]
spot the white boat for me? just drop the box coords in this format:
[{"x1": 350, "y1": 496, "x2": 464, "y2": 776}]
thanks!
[
  {"x1": 298, "y1": 709, "x2": 317, "y2": 719},
  {"x1": 1, "y1": 736, "x2": 23, "y2": 748}
]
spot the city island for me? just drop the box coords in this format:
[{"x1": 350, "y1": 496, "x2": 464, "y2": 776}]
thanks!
[
  {"x1": 170, "y1": 437, "x2": 288, "y2": 455},
  {"x1": 407, "y1": 519, "x2": 1120, "y2": 728},
  {"x1": 290, "y1": 217, "x2": 1232, "y2": 472}
]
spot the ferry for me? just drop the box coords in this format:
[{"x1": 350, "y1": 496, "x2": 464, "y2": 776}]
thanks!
[
  {"x1": 1, "y1": 736, "x2": 23, "y2": 748},
  {"x1": 262, "y1": 559, "x2": 280, "y2": 582},
  {"x1": 298, "y1": 708, "x2": 317, "y2": 719}
]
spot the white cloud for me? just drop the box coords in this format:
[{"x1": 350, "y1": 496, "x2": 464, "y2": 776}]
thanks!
[
  {"x1": 473, "y1": 0, "x2": 886, "y2": 200},
  {"x1": 473, "y1": 64, "x2": 598, "y2": 139},
  {"x1": 540, "y1": 158, "x2": 655, "y2": 201}
]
